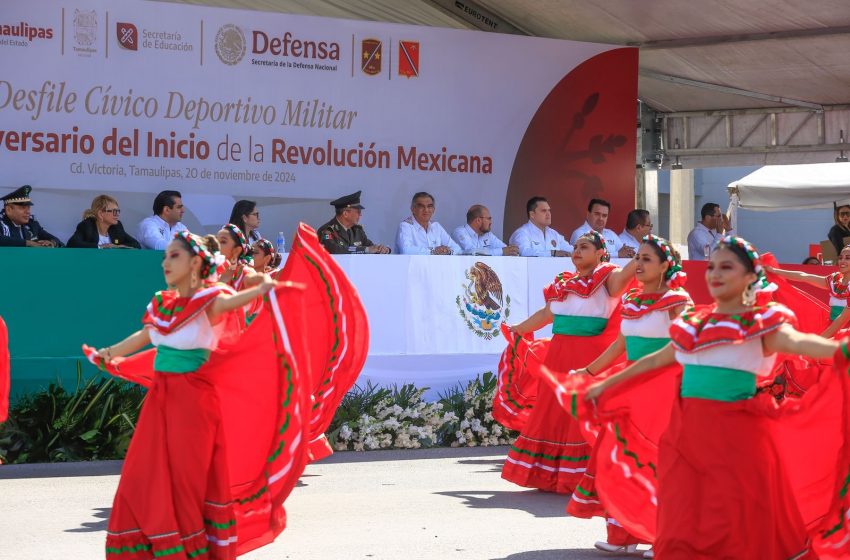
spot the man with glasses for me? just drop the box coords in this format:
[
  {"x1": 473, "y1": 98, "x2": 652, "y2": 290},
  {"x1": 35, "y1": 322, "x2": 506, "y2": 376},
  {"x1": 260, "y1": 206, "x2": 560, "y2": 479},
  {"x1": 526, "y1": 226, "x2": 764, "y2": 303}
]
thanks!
[
  {"x1": 619, "y1": 209, "x2": 652, "y2": 254},
  {"x1": 395, "y1": 191, "x2": 460, "y2": 255},
  {"x1": 318, "y1": 191, "x2": 390, "y2": 254},
  {"x1": 687, "y1": 202, "x2": 733, "y2": 260},
  {"x1": 452, "y1": 205, "x2": 519, "y2": 256},
  {"x1": 0, "y1": 185, "x2": 63, "y2": 247},
  {"x1": 137, "y1": 189, "x2": 188, "y2": 250}
]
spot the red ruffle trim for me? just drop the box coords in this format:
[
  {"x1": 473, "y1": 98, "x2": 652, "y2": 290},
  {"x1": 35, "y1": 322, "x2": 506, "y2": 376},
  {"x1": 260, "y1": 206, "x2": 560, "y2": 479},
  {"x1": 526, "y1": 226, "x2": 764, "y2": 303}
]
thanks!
[
  {"x1": 620, "y1": 288, "x2": 692, "y2": 320},
  {"x1": 142, "y1": 284, "x2": 231, "y2": 335},
  {"x1": 544, "y1": 262, "x2": 618, "y2": 302},
  {"x1": 670, "y1": 302, "x2": 796, "y2": 353}
]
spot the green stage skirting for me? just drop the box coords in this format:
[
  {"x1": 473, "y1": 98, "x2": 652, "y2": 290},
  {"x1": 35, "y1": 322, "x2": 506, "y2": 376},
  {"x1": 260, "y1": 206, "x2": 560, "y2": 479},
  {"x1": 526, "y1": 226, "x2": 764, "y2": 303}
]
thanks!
[{"x1": 3, "y1": 247, "x2": 165, "y2": 398}]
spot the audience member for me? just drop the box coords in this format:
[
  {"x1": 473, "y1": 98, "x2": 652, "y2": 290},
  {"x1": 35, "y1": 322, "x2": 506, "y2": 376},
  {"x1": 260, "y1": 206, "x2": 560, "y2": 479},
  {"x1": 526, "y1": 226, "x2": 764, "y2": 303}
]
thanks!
[
  {"x1": 395, "y1": 192, "x2": 460, "y2": 255},
  {"x1": 802, "y1": 256, "x2": 821, "y2": 266},
  {"x1": 569, "y1": 198, "x2": 630, "y2": 257},
  {"x1": 686, "y1": 202, "x2": 732, "y2": 260},
  {"x1": 508, "y1": 196, "x2": 572, "y2": 257},
  {"x1": 0, "y1": 185, "x2": 62, "y2": 247},
  {"x1": 67, "y1": 195, "x2": 141, "y2": 249},
  {"x1": 828, "y1": 204, "x2": 850, "y2": 256},
  {"x1": 229, "y1": 200, "x2": 262, "y2": 243},
  {"x1": 619, "y1": 209, "x2": 652, "y2": 253},
  {"x1": 452, "y1": 205, "x2": 519, "y2": 256},
  {"x1": 138, "y1": 190, "x2": 188, "y2": 250},
  {"x1": 318, "y1": 191, "x2": 391, "y2": 254}
]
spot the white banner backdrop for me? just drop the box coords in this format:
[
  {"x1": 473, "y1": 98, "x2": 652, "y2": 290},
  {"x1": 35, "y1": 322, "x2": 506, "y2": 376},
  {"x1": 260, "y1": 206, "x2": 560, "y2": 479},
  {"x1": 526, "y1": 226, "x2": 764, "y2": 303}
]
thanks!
[
  {"x1": 0, "y1": 0, "x2": 624, "y2": 245},
  {"x1": 331, "y1": 255, "x2": 631, "y2": 395}
]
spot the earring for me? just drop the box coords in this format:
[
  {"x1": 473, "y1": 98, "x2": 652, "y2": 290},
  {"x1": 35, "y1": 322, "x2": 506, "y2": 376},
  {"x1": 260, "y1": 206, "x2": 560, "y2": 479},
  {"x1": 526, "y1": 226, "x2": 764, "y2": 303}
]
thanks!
[
  {"x1": 657, "y1": 275, "x2": 664, "y2": 291},
  {"x1": 190, "y1": 270, "x2": 199, "y2": 290},
  {"x1": 742, "y1": 284, "x2": 756, "y2": 306}
]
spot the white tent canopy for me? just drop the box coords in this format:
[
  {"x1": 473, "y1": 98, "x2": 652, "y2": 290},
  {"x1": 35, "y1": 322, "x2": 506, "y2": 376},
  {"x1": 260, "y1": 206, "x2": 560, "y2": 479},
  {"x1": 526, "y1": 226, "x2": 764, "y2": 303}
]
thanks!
[{"x1": 728, "y1": 163, "x2": 850, "y2": 211}]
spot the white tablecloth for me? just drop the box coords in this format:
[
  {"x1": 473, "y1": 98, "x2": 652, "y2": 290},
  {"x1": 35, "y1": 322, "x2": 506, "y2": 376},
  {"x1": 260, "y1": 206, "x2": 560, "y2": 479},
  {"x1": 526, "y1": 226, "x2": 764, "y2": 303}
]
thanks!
[{"x1": 324, "y1": 255, "x2": 631, "y2": 396}]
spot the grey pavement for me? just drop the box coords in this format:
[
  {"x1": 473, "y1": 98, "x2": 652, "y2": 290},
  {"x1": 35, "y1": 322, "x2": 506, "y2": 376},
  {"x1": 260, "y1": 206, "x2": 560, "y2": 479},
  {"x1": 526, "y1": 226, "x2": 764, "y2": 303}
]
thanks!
[{"x1": 0, "y1": 446, "x2": 647, "y2": 559}]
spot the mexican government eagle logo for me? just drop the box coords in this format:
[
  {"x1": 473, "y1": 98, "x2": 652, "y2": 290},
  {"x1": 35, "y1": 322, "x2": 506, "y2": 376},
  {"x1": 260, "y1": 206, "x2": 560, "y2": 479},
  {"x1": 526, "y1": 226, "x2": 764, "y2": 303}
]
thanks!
[{"x1": 456, "y1": 262, "x2": 510, "y2": 340}]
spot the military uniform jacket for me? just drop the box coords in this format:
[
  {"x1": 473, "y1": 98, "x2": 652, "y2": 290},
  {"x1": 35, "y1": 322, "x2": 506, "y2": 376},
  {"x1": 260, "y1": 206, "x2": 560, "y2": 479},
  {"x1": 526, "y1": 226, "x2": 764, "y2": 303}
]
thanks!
[
  {"x1": 317, "y1": 218, "x2": 376, "y2": 254},
  {"x1": 0, "y1": 214, "x2": 63, "y2": 247}
]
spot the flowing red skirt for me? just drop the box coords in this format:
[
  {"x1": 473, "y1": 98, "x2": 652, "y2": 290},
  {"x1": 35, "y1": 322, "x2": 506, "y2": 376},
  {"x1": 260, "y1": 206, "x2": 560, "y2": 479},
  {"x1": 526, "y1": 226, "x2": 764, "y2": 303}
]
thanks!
[
  {"x1": 501, "y1": 318, "x2": 621, "y2": 494},
  {"x1": 86, "y1": 224, "x2": 369, "y2": 559},
  {"x1": 536, "y1": 342, "x2": 850, "y2": 559}
]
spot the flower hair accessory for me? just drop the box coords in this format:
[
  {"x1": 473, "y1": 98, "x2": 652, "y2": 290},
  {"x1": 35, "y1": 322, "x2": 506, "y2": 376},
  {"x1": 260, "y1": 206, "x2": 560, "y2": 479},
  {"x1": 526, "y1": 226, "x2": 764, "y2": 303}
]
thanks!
[
  {"x1": 642, "y1": 234, "x2": 688, "y2": 289},
  {"x1": 223, "y1": 223, "x2": 254, "y2": 265},
  {"x1": 173, "y1": 231, "x2": 219, "y2": 279},
  {"x1": 579, "y1": 230, "x2": 610, "y2": 262},
  {"x1": 715, "y1": 235, "x2": 777, "y2": 294}
]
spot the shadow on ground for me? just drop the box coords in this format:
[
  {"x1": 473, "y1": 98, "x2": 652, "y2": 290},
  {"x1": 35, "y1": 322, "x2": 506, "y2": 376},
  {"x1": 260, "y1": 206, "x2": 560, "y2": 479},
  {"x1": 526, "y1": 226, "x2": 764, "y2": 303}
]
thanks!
[
  {"x1": 434, "y1": 489, "x2": 568, "y2": 518},
  {"x1": 491, "y1": 548, "x2": 642, "y2": 560},
  {"x1": 456, "y1": 458, "x2": 504, "y2": 473},
  {"x1": 65, "y1": 507, "x2": 111, "y2": 533}
]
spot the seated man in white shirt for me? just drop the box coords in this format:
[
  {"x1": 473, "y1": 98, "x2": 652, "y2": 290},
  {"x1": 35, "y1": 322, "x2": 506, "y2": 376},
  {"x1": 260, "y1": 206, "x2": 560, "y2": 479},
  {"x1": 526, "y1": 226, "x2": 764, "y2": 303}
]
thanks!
[
  {"x1": 569, "y1": 198, "x2": 632, "y2": 258},
  {"x1": 508, "y1": 196, "x2": 572, "y2": 257},
  {"x1": 687, "y1": 202, "x2": 733, "y2": 260},
  {"x1": 137, "y1": 190, "x2": 188, "y2": 250},
  {"x1": 395, "y1": 191, "x2": 461, "y2": 255},
  {"x1": 619, "y1": 209, "x2": 652, "y2": 253},
  {"x1": 452, "y1": 205, "x2": 519, "y2": 256}
]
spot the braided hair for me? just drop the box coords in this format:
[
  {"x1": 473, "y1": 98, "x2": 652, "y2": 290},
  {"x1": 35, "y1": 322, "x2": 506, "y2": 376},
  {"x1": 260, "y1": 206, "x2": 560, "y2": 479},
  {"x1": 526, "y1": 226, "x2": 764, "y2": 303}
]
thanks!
[
  {"x1": 173, "y1": 231, "x2": 223, "y2": 279},
  {"x1": 641, "y1": 234, "x2": 687, "y2": 288},
  {"x1": 577, "y1": 230, "x2": 610, "y2": 262},
  {"x1": 222, "y1": 223, "x2": 254, "y2": 265}
]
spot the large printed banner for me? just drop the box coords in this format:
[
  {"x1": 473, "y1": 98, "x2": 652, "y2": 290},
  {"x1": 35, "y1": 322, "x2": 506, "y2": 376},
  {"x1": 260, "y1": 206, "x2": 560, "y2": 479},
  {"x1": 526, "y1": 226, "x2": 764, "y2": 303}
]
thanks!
[{"x1": 0, "y1": 1, "x2": 637, "y2": 245}]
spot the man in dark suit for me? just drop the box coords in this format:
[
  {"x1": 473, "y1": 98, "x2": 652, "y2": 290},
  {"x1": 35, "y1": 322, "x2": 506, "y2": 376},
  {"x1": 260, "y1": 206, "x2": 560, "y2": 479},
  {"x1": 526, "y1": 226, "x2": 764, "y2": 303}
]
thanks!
[
  {"x1": 0, "y1": 185, "x2": 63, "y2": 247},
  {"x1": 317, "y1": 191, "x2": 390, "y2": 254}
]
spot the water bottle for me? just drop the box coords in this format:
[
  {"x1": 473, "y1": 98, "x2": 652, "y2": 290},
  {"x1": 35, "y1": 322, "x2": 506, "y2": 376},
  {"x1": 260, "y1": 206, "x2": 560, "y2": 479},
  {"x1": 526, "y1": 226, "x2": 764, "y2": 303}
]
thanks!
[{"x1": 276, "y1": 231, "x2": 286, "y2": 254}]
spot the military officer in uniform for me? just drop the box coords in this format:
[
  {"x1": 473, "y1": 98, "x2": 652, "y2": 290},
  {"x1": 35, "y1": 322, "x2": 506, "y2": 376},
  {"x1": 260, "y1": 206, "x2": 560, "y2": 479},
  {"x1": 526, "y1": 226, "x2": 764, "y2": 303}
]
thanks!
[
  {"x1": 317, "y1": 191, "x2": 391, "y2": 254},
  {"x1": 0, "y1": 185, "x2": 63, "y2": 247}
]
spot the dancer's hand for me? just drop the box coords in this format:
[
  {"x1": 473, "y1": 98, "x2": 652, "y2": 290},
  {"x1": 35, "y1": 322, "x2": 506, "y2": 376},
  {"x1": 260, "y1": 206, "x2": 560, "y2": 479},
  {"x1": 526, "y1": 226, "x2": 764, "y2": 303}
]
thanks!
[
  {"x1": 570, "y1": 368, "x2": 590, "y2": 376},
  {"x1": 585, "y1": 380, "x2": 607, "y2": 402},
  {"x1": 93, "y1": 347, "x2": 114, "y2": 363}
]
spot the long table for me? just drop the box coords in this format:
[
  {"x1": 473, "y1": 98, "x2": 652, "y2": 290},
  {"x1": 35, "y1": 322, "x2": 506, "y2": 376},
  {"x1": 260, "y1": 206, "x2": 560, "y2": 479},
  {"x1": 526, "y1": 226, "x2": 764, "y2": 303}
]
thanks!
[{"x1": 2, "y1": 248, "x2": 831, "y2": 398}]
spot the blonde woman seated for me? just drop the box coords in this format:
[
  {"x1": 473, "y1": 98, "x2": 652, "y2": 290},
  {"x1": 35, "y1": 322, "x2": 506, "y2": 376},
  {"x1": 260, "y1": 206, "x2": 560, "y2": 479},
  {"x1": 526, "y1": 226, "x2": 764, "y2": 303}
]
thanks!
[{"x1": 67, "y1": 195, "x2": 140, "y2": 249}]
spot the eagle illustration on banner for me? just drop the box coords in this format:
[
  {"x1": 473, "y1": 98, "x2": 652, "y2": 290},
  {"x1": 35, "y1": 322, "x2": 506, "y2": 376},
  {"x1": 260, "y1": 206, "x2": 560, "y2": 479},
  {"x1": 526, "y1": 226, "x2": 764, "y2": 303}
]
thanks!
[
  {"x1": 361, "y1": 38, "x2": 382, "y2": 75},
  {"x1": 456, "y1": 262, "x2": 510, "y2": 340}
]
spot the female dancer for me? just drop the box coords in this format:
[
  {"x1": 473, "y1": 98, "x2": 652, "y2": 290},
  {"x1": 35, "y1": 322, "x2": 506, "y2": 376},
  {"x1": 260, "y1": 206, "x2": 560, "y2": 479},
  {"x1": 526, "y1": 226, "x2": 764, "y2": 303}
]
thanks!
[
  {"x1": 89, "y1": 231, "x2": 310, "y2": 559},
  {"x1": 217, "y1": 224, "x2": 255, "y2": 290},
  {"x1": 252, "y1": 239, "x2": 281, "y2": 275},
  {"x1": 501, "y1": 231, "x2": 636, "y2": 493},
  {"x1": 585, "y1": 236, "x2": 843, "y2": 559},
  {"x1": 767, "y1": 246, "x2": 850, "y2": 337},
  {"x1": 564, "y1": 235, "x2": 689, "y2": 555}
]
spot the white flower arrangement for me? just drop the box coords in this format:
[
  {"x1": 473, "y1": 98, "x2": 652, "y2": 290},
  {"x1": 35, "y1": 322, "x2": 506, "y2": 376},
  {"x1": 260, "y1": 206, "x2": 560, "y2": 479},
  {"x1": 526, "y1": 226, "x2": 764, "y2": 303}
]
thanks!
[{"x1": 328, "y1": 373, "x2": 517, "y2": 451}]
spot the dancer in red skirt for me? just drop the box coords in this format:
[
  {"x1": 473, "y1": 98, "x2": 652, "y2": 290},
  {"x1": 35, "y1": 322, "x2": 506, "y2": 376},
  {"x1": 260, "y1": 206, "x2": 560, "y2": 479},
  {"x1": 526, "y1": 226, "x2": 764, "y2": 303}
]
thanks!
[
  {"x1": 767, "y1": 246, "x2": 850, "y2": 337},
  {"x1": 561, "y1": 235, "x2": 689, "y2": 556},
  {"x1": 584, "y1": 236, "x2": 847, "y2": 559},
  {"x1": 501, "y1": 231, "x2": 636, "y2": 493},
  {"x1": 86, "y1": 230, "x2": 316, "y2": 559},
  {"x1": 216, "y1": 223, "x2": 255, "y2": 290}
]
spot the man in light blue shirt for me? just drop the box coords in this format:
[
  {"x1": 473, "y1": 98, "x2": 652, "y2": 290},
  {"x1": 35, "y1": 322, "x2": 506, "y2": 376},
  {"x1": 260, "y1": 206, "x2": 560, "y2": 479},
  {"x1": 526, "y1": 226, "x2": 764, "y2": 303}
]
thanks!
[
  {"x1": 452, "y1": 205, "x2": 519, "y2": 256},
  {"x1": 395, "y1": 191, "x2": 461, "y2": 255},
  {"x1": 137, "y1": 190, "x2": 188, "y2": 250},
  {"x1": 508, "y1": 196, "x2": 572, "y2": 257}
]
